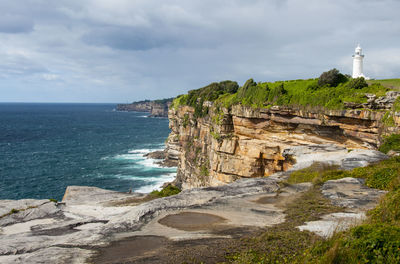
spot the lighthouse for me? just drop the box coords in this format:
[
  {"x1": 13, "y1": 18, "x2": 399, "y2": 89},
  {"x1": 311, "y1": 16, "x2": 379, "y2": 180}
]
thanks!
[{"x1": 352, "y1": 44, "x2": 365, "y2": 78}]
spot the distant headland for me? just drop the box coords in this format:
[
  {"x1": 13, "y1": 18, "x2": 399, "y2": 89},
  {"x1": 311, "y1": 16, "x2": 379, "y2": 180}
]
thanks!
[{"x1": 116, "y1": 98, "x2": 173, "y2": 117}]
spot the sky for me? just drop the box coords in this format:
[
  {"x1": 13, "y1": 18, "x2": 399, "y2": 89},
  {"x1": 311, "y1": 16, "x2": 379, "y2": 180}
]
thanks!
[{"x1": 0, "y1": 0, "x2": 399, "y2": 103}]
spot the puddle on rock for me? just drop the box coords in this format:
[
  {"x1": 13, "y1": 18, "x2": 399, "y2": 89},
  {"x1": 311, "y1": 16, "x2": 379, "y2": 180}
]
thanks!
[
  {"x1": 93, "y1": 235, "x2": 168, "y2": 264},
  {"x1": 158, "y1": 212, "x2": 226, "y2": 231},
  {"x1": 254, "y1": 196, "x2": 281, "y2": 204}
]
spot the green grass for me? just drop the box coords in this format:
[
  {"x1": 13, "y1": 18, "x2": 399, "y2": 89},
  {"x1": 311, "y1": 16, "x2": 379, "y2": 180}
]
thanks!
[
  {"x1": 287, "y1": 157, "x2": 400, "y2": 190},
  {"x1": 150, "y1": 184, "x2": 181, "y2": 198},
  {"x1": 368, "y1": 79, "x2": 400, "y2": 91},
  {"x1": 294, "y1": 157, "x2": 400, "y2": 264},
  {"x1": 173, "y1": 75, "x2": 395, "y2": 113},
  {"x1": 224, "y1": 156, "x2": 400, "y2": 263},
  {"x1": 303, "y1": 224, "x2": 400, "y2": 264},
  {"x1": 286, "y1": 162, "x2": 341, "y2": 185}
]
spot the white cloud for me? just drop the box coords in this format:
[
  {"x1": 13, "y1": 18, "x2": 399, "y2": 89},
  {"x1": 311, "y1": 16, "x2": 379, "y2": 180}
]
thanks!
[{"x1": 42, "y1": 74, "x2": 59, "y2": 81}]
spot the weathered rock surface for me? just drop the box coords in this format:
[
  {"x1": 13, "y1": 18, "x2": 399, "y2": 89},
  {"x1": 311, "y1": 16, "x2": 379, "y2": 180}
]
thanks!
[
  {"x1": 298, "y1": 212, "x2": 366, "y2": 238},
  {"x1": 297, "y1": 177, "x2": 387, "y2": 238},
  {"x1": 321, "y1": 177, "x2": 387, "y2": 209},
  {"x1": 344, "y1": 91, "x2": 400, "y2": 110},
  {"x1": 0, "y1": 147, "x2": 388, "y2": 263},
  {"x1": 169, "y1": 103, "x2": 398, "y2": 189}
]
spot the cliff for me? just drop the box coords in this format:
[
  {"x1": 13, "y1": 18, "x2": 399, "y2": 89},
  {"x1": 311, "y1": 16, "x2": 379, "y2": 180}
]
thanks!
[
  {"x1": 116, "y1": 98, "x2": 173, "y2": 117},
  {"x1": 168, "y1": 97, "x2": 400, "y2": 189}
]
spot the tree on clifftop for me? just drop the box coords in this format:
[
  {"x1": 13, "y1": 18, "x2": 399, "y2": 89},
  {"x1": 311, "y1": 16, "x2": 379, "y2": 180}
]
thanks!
[{"x1": 318, "y1": 68, "x2": 348, "y2": 87}]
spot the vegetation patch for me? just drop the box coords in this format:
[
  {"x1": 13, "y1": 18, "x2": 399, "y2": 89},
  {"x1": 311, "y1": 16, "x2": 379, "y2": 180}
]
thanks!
[
  {"x1": 150, "y1": 185, "x2": 181, "y2": 198},
  {"x1": 287, "y1": 157, "x2": 400, "y2": 190},
  {"x1": 0, "y1": 205, "x2": 39, "y2": 219},
  {"x1": 369, "y1": 188, "x2": 400, "y2": 225},
  {"x1": 173, "y1": 71, "x2": 398, "y2": 112},
  {"x1": 382, "y1": 111, "x2": 395, "y2": 127},
  {"x1": 379, "y1": 134, "x2": 400, "y2": 154},
  {"x1": 224, "y1": 187, "x2": 342, "y2": 263},
  {"x1": 295, "y1": 157, "x2": 400, "y2": 263},
  {"x1": 224, "y1": 156, "x2": 400, "y2": 263},
  {"x1": 303, "y1": 223, "x2": 400, "y2": 263},
  {"x1": 200, "y1": 162, "x2": 210, "y2": 177},
  {"x1": 286, "y1": 162, "x2": 341, "y2": 185},
  {"x1": 368, "y1": 78, "x2": 400, "y2": 91},
  {"x1": 172, "y1": 81, "x2": 238, "y2": 116}
]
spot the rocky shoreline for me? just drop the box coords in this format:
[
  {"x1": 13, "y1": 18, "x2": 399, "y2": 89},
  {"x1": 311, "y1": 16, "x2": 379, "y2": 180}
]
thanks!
[{"x1": 0, "y1": 145, "x2": 388, "y2": 263}]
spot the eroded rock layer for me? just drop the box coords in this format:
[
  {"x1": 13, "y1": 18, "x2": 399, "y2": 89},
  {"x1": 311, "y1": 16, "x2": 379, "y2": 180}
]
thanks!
[{"x1": 168, "y1": 104, "x2": 399, "y2": 189}]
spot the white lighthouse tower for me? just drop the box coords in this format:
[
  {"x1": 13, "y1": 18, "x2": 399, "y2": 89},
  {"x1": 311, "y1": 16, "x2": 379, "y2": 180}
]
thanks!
[{"x1": 352, "y1": 44, "x2": 365, "y2": 78}]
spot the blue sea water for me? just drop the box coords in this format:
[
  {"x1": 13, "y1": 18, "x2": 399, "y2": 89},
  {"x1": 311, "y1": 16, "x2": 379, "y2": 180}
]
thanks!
[{"x1": 0, "y1": 103, "x2": 176, "y2": 200}]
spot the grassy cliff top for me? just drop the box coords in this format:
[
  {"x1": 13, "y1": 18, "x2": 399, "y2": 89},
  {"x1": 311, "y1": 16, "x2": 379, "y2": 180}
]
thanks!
[
  {"x1": 172, "y1": 69, "x2": 400, "y2": 114},
  {"x1": 368, "y1": 79, "x2": 400, "y2": 91}
]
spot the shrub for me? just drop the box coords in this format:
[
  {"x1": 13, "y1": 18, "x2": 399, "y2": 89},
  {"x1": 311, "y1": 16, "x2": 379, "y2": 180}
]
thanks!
[
  {"x1": 348, "y1": 77, "x2": 368, "y2": 89},
  {"x1": 268, "y1": 83, "x2": 287, "y2": 103},
  {"x1": 10, "y1": 208, "x2": 19, "y2": 214},
  {"x1": 49, "y1": 199, "x2": 58, "y2": 203},
  {"x1": 318, "y1": 68, "x2": 348, "y2": 87},
  {"x1": 200, "y1": 163, "x2": 210, "y2": 176},
  {"x1": 150, "y1": 184, "x2": 181, "y2": 197},
  {"x1": 237, "y1": 79, "x2": 258, "y2": 99},
  {"x1": 379, "y1": 134, "x2": 400, "y2": 154}
]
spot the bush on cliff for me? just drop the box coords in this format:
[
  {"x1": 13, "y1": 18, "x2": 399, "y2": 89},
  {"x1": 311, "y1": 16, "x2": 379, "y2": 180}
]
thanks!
[
  {"x1": 150, "y1": 184, "x2": 181, "y2": 197},
  {"x1": 172, "y1": 80, "x2": 239, "y2": 116},
  {"x1": 379, "y1": 134, "x2": 400, "y2": 154},
  {"x1": 318, "y1": 68, "x2": 348, "y2": 87},
  {"x1": 348, "y1": 77, "x2": 368, "y2": 89}
]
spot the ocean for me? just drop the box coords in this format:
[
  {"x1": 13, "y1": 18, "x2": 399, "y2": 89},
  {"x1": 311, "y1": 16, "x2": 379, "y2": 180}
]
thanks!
[{"x1": 0, "y1": 103, "x2": 176, "y2": 200}]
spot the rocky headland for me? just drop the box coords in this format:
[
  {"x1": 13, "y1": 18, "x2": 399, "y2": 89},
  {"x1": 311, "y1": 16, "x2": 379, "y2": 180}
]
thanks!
[{"x1": 116, "y1": 98, "x2": 173, "y2": 117}]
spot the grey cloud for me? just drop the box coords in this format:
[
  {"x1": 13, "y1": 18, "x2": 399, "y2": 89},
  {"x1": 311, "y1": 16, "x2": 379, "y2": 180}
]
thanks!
[
  {"x1": 0, "y1": 14, "x2": 34, "y2": 34},
  {"x1": 81, "y1": 26, "x2": 176, "y2": 51},
  {"x1": 0, "y1": 0, "x2": 400, "y2": 103}
]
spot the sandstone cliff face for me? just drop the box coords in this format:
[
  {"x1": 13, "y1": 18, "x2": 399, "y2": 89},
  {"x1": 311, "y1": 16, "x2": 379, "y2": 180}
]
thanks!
[
  {"x1": 168, "y1": 104, "x2": 400, "y2": 189},
  {"x1": 149, "y1": 102, "x2": 171, "y2": 117}
]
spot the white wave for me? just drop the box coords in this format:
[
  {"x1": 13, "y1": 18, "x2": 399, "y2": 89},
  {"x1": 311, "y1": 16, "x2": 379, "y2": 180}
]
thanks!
[
  {"x1": 136, "y1": 158, "x2": 163, "y2": 168},
  {"x1": 99, "y1": 146, "x2": 176, "y2": 194},
  {"x1": 127, "y1": 148, "x2": 152, "y2": 154},
  {"x1": 135, "y1": 172, "x2": 177, "y2": 193}
]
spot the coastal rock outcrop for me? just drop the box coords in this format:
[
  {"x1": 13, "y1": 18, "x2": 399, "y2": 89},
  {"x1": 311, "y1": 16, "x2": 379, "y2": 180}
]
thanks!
[
  {"x1": 168, "y1": 103, "x2": 398, "y2": 189},
  {"x1": 117, "y1": 99, "x2": 172, "y2": 117}
]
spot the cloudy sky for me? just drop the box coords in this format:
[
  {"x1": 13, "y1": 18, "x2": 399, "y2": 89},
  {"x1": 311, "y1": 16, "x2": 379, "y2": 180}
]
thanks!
[{"x1": 1, "y1": 0, "x2": 399, "y2": 103}]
